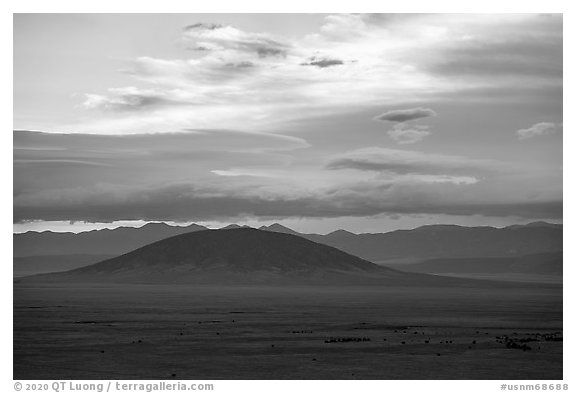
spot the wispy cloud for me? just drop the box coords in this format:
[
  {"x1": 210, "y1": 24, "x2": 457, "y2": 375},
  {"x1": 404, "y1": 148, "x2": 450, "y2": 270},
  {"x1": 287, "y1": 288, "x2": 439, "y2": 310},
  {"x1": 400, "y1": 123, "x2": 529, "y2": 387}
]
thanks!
[
  {"x1": 180, "y1": 22, "x2": 290, "y2": 58},
  {"x1": 387, "y1": 124, "x2": 432, "y2": 144},
  {"x1": 83, "y1": 87, "x2": 193, "y2": 112},
  {"x1": 325, "y1": 147, "x2": 500, "y2": 176},
  {"x1": 516, "y1": 122, "x2": 561, "y2": 140}
]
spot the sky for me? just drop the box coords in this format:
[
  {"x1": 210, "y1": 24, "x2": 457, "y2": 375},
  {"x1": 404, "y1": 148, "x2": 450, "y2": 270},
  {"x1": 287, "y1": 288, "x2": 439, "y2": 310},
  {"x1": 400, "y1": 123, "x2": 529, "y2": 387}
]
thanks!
[{"x1": 13, "y1": 13, "x2": 563, "y2": 234}]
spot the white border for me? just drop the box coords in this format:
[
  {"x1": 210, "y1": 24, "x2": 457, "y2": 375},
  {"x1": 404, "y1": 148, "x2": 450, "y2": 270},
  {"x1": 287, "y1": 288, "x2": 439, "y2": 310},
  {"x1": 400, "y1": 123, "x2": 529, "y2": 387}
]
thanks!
[{"x1": 4, "y1": 2, "x2": 572, "y2": 392}]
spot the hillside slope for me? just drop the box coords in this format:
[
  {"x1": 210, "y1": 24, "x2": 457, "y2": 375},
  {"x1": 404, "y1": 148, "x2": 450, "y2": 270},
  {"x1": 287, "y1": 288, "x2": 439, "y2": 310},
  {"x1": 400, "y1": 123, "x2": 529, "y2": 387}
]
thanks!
[{"x1": 20, "y1": 229, "x2": 464, "y2": 286}]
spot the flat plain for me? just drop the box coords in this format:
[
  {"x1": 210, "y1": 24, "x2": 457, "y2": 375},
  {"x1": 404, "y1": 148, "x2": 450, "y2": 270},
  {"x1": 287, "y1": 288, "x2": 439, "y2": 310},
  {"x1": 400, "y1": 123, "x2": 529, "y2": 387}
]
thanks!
[{"x1": 13, "y1": 282, "x2": 562, "y2": 380}]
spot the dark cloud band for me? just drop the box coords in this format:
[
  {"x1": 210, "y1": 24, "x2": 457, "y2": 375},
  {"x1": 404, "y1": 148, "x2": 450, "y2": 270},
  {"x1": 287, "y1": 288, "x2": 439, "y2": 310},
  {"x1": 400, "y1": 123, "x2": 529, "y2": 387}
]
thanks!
[
  {"x1": 375, "y1": 107, "x2": 437, "y2": 123},
  {"x1": 13, "y1": 181, "x2": 562, "y2": 223}
]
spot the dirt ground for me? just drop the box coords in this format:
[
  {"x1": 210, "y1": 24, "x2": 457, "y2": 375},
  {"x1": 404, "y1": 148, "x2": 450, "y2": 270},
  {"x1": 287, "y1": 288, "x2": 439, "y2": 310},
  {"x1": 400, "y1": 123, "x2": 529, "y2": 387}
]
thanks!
[{"x1": 13, "y1": 283, "x2": 562, "y2": 380}]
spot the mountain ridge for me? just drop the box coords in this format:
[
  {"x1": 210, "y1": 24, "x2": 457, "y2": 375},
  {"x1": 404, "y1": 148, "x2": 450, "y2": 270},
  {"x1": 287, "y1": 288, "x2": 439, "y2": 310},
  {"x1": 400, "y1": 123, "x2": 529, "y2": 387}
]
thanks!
[{"x1": 14, "y1": 222, "x2": 562, "y2": 277}]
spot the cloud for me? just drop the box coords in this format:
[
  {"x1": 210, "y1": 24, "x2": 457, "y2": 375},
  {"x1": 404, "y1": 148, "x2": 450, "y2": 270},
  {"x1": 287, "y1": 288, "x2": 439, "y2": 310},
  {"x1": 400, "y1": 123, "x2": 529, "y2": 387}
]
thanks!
[
  {"x1": 14, "y1": 131, "x2": 561, "y2": 223},
  {"x1": 321, "y1": 178, "x2": 561, "y2": 220},
  {"x1": 325, "y1": 147, "x2": 500, "y2": 176},
  {"x1": 180, "y1": 23, "x2": 290, "y2": 58},
  {"x1": 516, "y1": 122, "x2": 560, "y2": 140},
  {"x1": 375, "y1": 107, "x2": 437, "y2": 123},
  {"x1": 374, "y1": 107, "x2": 436, "y2": 144},
  {"x1": 13, "y1": 130, "x2": 308, "y2": 195},
  {"x1": 14, "y1": 129, "x2": 308, "y2": 154},
  {"x1": 421, "y1": 16, "x2": 562, "y2": 81},
  {"x1": 83, "y1": 87, "x2": 192, "y2": 112},
  {"x1": 60, "y1": 14, "x2": 560, "y2": 135},
  {"x1": 210, "y1": 169, "x2": 277, "y2": 178},
  {"x1": 387, "y1": 124, "x2": 431, "y2": 144},
  {"x1": 13, "y1": 175, "x2": 562, "y2": 224},
  {"x1": 184, "y1": 23, "x2": 223, "y2": 31},
  {"x1": 300, "y1": 57, "x2": 344, "y2": 68},
  {"x1": 428, "y1": 40, "x2": 562, "y2": 79},
  {"x1": 124, "y1": 56, "x2": 259, "y2": 86},
  {"x1": 225, "y1": 61, "x2": 255, "y2": 68}
]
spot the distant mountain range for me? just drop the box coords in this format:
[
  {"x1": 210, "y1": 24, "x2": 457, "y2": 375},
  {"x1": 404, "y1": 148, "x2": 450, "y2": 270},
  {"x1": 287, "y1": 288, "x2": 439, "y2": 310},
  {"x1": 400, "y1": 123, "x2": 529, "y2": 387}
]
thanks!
[
  {"x1": 14, "y1": 221, "x2": 562, "y2": 277},
  {"x1": 13, "y1": 222, "x2": 208, "y2": 257},
  {"x1": 299, "y1": 222, "x2": 563, "y2": 263}
]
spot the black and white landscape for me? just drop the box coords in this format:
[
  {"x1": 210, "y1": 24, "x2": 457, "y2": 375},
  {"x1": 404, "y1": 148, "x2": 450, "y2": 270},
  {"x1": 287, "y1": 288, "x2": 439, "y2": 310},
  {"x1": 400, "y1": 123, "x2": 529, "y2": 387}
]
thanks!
[{"x1": 13, "y1": 14, "x2": 562, "y2": 380}]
